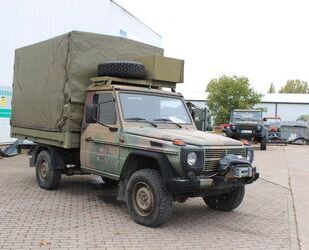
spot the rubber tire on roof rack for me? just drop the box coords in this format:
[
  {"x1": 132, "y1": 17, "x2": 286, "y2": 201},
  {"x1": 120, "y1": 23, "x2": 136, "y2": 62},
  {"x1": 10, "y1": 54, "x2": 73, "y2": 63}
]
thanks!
[{"x1": 98, "y1": 61, "x2": 146, "y2": 79}]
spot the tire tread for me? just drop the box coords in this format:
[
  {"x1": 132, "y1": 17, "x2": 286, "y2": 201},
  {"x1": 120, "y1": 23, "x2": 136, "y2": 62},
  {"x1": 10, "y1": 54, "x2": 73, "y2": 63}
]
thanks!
[
  {"x1": 98, "y1": 61, "x2": 146, "y2": 79},
  {"x1": 36, "y1": 150, "x2": 62, "y2": 190},
  {"x1": 203, "y1": 186, "x2": 245, "y2": 211},
  {"x1": 126, "y1": 169, "x2": 173, "y2": 227}
]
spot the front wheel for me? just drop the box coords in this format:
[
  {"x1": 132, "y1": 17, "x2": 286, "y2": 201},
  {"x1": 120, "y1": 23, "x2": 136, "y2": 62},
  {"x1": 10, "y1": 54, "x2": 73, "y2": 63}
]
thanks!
[
  {"x1": 126, "y1": 169, "x2": 173, "y2": 227},
  {"x1": 260, "y1": 137, "x2": 267, "y2": 150},
  {"x1": 35, "y1": 150, "x2": 62, "y2": 190},
  {"x1": 203, "y1": 185, "x2": 245, "y2": 211}
]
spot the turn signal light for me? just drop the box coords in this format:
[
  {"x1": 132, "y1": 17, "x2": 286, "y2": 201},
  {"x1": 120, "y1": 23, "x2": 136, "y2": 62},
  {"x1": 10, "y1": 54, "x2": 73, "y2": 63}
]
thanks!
[{"x1": 172, "y1": 139, "x2": 186, "y2": 146}]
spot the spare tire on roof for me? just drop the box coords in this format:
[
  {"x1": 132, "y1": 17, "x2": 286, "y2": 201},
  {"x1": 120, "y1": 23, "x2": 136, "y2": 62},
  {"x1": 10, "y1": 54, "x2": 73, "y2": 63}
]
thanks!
[{"x1": 98, "y1": 61, "x2": 146, "y2": 79}]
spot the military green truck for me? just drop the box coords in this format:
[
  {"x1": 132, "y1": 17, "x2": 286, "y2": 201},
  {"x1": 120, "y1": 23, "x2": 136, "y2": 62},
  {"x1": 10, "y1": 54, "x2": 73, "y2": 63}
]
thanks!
[
  {"x1": 11, "y1": 31, "x2": 258, "y2": 227},
  {"x1": 226, "y1": 109, "x2": 267, "y2": 150}
]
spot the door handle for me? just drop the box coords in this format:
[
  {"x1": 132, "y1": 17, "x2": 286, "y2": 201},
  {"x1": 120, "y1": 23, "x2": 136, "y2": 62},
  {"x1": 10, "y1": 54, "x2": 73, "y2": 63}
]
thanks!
[{"x1": 85, "y1": 137, "x2": 93, "y2": 142}]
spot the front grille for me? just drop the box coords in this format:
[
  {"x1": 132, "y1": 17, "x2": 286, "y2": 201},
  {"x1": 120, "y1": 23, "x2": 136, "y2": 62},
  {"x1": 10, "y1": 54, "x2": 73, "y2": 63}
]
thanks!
[
  {"x1": 203, "y1": 147, "x2": 246, "y2": 172},
  {"x1": 236, "y1": 124, "x2": 256, "y2": 131}
]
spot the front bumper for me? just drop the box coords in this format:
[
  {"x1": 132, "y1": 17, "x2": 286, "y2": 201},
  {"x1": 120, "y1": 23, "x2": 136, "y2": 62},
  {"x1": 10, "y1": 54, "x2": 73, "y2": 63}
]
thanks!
[
  {"x1": 167, "y1": 167, "x2": 259, "y2": 194},
  {"x1": 228, "y1": 131, "x2": 264, "y2": 140}
]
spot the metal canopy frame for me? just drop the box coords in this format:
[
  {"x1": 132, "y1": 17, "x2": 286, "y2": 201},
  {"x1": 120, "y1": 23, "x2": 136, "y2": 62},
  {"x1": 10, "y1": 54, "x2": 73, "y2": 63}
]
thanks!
[{"x1": 88, "y1": 76, "x2": 177, "y2": 91}]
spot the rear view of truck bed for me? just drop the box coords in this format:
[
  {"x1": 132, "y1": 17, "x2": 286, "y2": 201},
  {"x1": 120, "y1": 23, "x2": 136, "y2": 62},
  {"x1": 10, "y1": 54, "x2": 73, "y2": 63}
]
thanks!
[{"x1": 11, "y1": 31, "x2": 163, "y2": 148}]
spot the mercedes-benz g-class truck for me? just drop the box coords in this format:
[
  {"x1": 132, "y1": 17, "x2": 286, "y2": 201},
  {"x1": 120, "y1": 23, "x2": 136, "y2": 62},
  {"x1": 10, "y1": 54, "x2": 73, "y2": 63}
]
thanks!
[{"x1": 11, "y1": 31, "x2": 258, "y2": 227}]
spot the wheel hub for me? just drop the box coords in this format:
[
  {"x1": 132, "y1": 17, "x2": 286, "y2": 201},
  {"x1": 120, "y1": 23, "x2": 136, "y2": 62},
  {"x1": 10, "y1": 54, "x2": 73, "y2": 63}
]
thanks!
[
  {"x1": 133, "y1": 182, "x2": 154, "y2": 216},
  {"x1": 40, "y1": 161, "x2": 49, "y2": 178}
]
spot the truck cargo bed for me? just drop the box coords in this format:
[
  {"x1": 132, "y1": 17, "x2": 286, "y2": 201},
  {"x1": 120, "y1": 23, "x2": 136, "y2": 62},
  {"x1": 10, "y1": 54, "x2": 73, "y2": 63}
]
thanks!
[
  {"x1": 11, "y1": 127, "x2": 80, "y2": 148},
  {"x1": 11, "y1": 31, "x2": 163, "y2": 148}
]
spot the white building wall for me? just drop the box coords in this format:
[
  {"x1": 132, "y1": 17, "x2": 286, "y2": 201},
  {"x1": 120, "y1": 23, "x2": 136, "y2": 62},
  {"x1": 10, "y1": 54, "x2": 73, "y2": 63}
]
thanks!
[
  {"x1": 0, "y1": 0, "x2": 162, "y2": 143},
  {"x1": 254, "y1": 103, "x2": 309, "y2": 121},
  {"x1": 254, "y1": 103, "x2": 277, "y2": 118},
  {"x1": 276, "y1": 104, "x2": 309, "y2": 121}
]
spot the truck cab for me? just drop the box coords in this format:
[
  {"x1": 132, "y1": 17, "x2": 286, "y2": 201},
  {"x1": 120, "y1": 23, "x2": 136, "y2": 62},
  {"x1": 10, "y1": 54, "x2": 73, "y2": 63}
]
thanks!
[{"x1": 226, "y1": 109, "x2": 267, "y2": 150}]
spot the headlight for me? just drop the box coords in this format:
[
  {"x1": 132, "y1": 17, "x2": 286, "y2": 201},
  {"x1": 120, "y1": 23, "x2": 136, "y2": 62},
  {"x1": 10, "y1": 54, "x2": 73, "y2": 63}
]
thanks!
[
  {"x1": 181, "y1": 148, "x2": 204, "y2": 175},
  {"x1": 187, "y1": 152, "x2": 197, "y2": 166},
  {"x1": 246, "y1": 147, "x2": 254, "y2": 163}
]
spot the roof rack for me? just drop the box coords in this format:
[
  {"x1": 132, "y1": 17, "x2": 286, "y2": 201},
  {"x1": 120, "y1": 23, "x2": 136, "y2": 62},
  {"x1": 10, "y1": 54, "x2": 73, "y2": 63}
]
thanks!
[{"x1": 88, "y1": 76, "x2": 177, "y2": 90}]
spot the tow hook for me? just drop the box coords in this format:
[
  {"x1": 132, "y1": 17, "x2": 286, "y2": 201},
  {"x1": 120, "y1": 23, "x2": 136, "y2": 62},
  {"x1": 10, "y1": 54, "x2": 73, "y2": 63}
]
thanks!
[{"x1": 218, "y1": 154, "x2": 254, "y2": 179}]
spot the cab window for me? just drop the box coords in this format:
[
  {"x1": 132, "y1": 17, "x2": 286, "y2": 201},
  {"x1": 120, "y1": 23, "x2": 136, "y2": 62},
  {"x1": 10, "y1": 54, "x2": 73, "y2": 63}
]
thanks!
[{"x1": 93, "y1": 93, "x2": 117, "y2": 125}]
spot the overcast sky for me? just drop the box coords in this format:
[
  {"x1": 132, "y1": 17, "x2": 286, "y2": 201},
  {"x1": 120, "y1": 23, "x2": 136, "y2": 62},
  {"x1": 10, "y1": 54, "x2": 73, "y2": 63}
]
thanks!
[{"x1": 117, "y1": 0, "x2": 309, "y2": 99}]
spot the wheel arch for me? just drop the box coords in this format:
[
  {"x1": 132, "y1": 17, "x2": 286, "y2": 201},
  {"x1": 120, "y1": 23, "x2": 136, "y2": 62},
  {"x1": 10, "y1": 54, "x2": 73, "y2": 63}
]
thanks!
[
  {"x1": 30, "y1": 145, "x2": 66, "y2": 170},
  {"x1": 119, "y1": 150, "x2": 177, "y2": 182}
]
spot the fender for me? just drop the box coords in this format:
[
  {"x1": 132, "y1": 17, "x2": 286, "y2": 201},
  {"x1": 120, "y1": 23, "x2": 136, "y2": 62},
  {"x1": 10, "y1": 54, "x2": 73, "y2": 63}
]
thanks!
[
  {"x1": 30, "y1": 145, "x2": 65, "y2": 170},
  {"x1": 120, "y1": 150, "x2": 178, "y2": 182},
  {"x1": 116, "y1": 150, "x2": 179, "y2": 202},
  {"x1": 260, "y1": 127, "x2": 268, "y2": 137}
]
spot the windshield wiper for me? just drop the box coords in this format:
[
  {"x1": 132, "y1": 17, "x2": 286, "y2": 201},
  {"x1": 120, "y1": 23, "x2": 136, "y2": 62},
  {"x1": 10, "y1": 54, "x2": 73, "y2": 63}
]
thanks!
[
  {"x1": 126, "y1": 117, "x2": 157, "y2": 127},
  {"x1": 153, "y1": 118, "x2": 182, "y2": 128}
]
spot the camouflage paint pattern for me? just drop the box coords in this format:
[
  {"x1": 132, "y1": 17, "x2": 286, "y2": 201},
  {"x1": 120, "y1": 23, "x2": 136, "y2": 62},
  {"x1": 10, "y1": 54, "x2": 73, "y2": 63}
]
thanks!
[{"x1": 80, "y1": 79, "x2": 246, "y2": 180}]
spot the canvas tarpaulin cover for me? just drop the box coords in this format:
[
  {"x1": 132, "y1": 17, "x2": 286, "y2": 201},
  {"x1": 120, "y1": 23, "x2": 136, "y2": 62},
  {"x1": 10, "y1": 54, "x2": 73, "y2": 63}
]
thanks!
[{"x1": 11, "y1": 31, "x2": 163, "y2": 132}]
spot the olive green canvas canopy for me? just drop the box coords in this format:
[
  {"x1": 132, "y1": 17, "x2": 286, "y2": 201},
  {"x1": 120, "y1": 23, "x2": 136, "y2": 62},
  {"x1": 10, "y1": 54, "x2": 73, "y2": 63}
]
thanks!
[{"x1": 11, "y1": 31, "x2": 163, "y2": 134}]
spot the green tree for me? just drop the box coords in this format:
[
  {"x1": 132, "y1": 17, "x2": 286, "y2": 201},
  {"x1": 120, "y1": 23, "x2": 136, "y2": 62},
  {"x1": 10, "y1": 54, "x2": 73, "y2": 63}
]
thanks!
[
  {"x1": 268, "y1": 83, "x2": 276, "y2": 93},
  {"x1": 206, "y1": 75, "x2": 262, "y2": 125},
  {"x1": 278, "y1": 79, "x2": 308, "y2": 93}
]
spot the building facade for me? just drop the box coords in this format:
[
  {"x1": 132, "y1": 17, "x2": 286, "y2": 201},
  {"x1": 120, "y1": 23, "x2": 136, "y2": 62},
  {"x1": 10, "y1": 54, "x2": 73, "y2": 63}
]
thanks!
[
  {"x1": 0, "y1": 0, "x2": 162, "y2": 143},
  {"x1": 254, "y1": 94, "x2": 309, "y2": 121}
]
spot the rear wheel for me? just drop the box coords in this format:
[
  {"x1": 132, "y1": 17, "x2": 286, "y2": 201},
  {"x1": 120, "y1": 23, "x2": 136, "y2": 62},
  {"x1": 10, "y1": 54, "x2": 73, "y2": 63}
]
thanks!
[
  {"x1": 203, "y1": 185, "x2": 245, "y2": 211},
  {"x1": 126, "y1": 169, "x2": 173, "y2": 227},
  {"x1": 35, "y1": 150, "x2": 62, "y2": 190}
]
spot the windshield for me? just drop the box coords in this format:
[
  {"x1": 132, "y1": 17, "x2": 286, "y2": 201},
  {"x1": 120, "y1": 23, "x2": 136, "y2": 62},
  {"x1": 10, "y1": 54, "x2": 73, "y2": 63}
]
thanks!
[
  {"x1": 232, "y1": 111, "x2": 262, "y2": 122},
  {"x1": 119, "y1": 93, "x2": 192, "y2": 124}
]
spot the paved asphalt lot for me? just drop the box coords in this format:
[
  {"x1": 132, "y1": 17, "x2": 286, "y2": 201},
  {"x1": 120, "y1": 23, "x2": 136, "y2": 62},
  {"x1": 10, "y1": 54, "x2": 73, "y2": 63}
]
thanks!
[{"x1": 0, "y1": 145, "x2": 308, "y2": 250}]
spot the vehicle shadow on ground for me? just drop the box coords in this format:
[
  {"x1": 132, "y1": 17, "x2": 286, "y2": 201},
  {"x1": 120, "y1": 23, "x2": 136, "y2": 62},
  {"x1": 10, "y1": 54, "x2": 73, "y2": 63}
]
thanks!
[
  {"x1": 164, "y1": 202, "x2": 267, "y2": 236},
  {"x1": 56, "y1": 176, "x2": 268, "y2": 233},
  {"x1": 59, "y1": 176, "x2": 125, "y2": 207}
]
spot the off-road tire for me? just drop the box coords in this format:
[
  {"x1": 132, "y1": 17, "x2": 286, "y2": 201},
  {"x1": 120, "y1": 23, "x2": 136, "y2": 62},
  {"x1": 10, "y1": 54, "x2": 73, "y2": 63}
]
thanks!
[
  {"x1": 101, "y1": 176, "x2": 118, "y2": 186},
  {"x1": 260, "y1": 136, "x2": 267, "y2": 150},
  {"x1": 126, "y1": 169, "x2": 173, "y2": 227},
  {"x1": 203, "y1": 185, "x2": 245, "y2": 211},
  {"x1": 98, "y1": 61, "x2": 146, "y2": 79},
  {"x1": 35, "y1": 150, "x2": 62, "y2": 190}
]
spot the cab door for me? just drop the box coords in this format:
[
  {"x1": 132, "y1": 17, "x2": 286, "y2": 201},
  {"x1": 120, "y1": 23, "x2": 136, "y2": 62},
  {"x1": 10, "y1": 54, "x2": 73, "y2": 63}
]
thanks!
[{"x1": 81, "y1": 92, "x2": 121, "y2": 178}]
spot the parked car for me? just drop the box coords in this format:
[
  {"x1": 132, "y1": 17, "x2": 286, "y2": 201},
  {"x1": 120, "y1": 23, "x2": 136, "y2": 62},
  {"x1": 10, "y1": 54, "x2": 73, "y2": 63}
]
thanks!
[{"x1": 226, "y1": 109, "x2": 267, "y2": 150}]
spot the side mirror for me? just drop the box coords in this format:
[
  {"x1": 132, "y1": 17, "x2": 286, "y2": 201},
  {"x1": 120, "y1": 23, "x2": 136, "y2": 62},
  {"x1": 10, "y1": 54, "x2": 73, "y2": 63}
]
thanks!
[
  {"x1": 85, "y1": 104, "x2": 98, "y2": 123},
  {"x1": 191, "y1": 110, "x2": 196, "y2": 120}
]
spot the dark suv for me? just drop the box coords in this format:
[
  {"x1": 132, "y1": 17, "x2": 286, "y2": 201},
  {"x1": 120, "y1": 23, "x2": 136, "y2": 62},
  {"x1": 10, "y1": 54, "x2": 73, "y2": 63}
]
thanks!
[{"x1": 226, "y1": 109, "x2": 267, "y2": 150}]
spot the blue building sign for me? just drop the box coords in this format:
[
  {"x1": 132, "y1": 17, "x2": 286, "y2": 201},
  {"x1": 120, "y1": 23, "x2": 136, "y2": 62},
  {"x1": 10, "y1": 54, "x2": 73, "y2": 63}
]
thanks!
[{"x1": 0, "y1": 85, "x2": 12, "y2": 118}]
